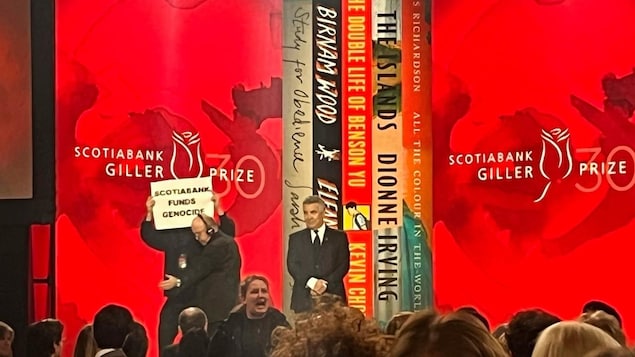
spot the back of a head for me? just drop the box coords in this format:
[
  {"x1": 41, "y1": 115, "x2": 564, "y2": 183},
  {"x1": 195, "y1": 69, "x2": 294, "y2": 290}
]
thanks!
[
  {"x1": 386, "y1": 312, "x2": 414, "y2": 336},
  {"x1": 579, "y1": 310, "x2": 626, "y2": 346},
  {"x1": 122, "y1": 322, "x2": 148, "y2": 357},
  {"x1": 312, "y1": 293, "x2": 345, "y2": 311},
  {"x1": 583, "y1": 301, "x2": 622, "y2": 327},
  {"x1": 492, "y1": 324, "x2": 509, "y2": 340},
  {"x1": 73, "y1": 324, "x2": 98, "y2": 357},
  {"x1": 584, "y1": 347, "x2": 635, "y2": 357},
  {"x1": 26, "y1": 319, "x2": 64, "y2": 357},
  {"x1": 456, "y1": 306, "x2": 491, "y2": 331},
  {"x1": 178, "y1": 307, "x2": 208, "y2": 334},
  {"x1": 531, "y1": 321, "x2": 621, "y2": 357},
  {"x1": 177, "y1": 328, "x2": 209, "y2": 357},
  {"x1": 506, "y1": 309, "x2": 561, "y2": 357},
  {"x1": 391, "y1": 310, "x2": 508, "y2": 357},
  {"x1": 93, "y1": 304, "x2": 133, "y2": 349},
  {"x1": 270, "y1": 302, "x2": 390, "y2": 357}
]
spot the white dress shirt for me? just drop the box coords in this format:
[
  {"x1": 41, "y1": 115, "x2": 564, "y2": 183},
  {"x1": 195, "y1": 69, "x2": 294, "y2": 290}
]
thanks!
[
  {"x1": 311, "y1": 224, "x2": 327, "y2": 245},
  {"x1": 95, "y1": 349, "x2": 116, "y2": 357},
  {"x1": 306, "y1": 224, "x2": 328, "y2": 290}
]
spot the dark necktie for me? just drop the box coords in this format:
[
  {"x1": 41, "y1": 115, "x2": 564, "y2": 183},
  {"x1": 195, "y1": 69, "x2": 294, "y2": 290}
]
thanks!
[{"x1": 313, "y1": 230, "x2": 320, "y2": 246}]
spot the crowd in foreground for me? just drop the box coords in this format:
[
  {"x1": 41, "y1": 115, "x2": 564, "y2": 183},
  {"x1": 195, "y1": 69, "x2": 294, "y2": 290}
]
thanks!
[{"x1": 1, "y1": 282, "x2": 633, "y2": 357}]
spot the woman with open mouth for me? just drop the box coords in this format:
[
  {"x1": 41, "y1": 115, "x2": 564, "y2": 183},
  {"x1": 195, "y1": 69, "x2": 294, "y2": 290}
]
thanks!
[{"x1": 208, "y1": 275, "x2": 290, "y2": 357}]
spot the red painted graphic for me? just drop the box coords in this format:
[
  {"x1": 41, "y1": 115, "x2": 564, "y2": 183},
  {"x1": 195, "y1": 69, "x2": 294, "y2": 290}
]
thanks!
[{"x1": 433, "y1": 0, "x2": 635, "y2": 339}]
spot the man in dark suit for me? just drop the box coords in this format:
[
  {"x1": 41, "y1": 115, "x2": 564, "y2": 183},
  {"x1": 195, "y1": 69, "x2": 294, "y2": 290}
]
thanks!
[
  {"x1": 26, "y1": 319, "x2": 63, "y2": 357},
  {"x1": 141, "y1": 193, "x2": 235, "y2": 353},
  {"x1": 287, "y1": 196, "x2": 350, "y2": 313},
  {"x1": 93, "y1": 304, "x2": 134, "y2": 357},
  {"x1": 159, "y1": 212, "x2": 242, "y2": 333}
]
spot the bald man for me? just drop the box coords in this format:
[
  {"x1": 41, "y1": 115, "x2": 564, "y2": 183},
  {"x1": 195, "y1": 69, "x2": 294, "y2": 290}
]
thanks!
[
  {"x1": 162, "y1": 307, "x2": 208, "y2": 357},
  {"x1": 160, "y1": 213, "x2": 241, "y2": 334}
]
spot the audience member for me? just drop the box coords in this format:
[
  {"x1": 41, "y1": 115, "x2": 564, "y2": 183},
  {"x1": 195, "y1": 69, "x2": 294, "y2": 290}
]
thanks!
[
  {"x1": 457, "y1": 306, "x2": 491, "y2": 331},
  {"x1": 579, "y1": 310, "x2": 626, "y2": 346},
  {"x1": 122, "y1": 322, "x2": 148, "y2": 357},
  {"x1": 505, "y1": 309, "x2": 561, "y2": 357},
  {"x1": 8, "y1": 299, "x2": 635, "y2": 357},
  {"x1": 26, "y1": 319, "x2": 64, "y2": 357},
  {"x1": 532, "y1": 321, "x2": 620, "y2": 357},
  {"x1": 93, "y1": 304, "x2": 134, "y2": 357},
  {"x1": 73, "y1": 324, "x2": 98, "y2": 357},
  {"x1": 385, "y1": 312, "x2": 413, "y2": 336},
  {"x1": 390, "y1": 309, "x2": 508, "y2": 357},
  {"x1": 0, "y1": 321, "x2": 14, "y2": 357},
  {"x1": 492, "y1": 323, "x2": 511, "y2": 354},
  {"x1": 583, "y1": 301, "x2": 622, "y2": 328},
  {"x1": 584, "y1": 346, "x2": 635, "y2": 357},
  {"x1": 270, "y1": 294, "x2": 391, "y2": 357},
  {"x1": 163, "y1": 307, "x2": 208, "y2": 357},
  {"x1": 178, "y1": 328, "x2": 209, "y2": 357},
  {"x1": 492, "y1": 324, "x2": 509, "y2": 340},
  {"x1": 208, "y1": 275, "x2": 290, "y2": 357}
]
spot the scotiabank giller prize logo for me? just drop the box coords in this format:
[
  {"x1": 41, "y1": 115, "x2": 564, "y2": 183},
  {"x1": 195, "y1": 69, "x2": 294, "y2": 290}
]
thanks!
[
  {"x1": 535, "y1": 128, "x2": 573, "y2": 202},
  {"x1": 171, "y1": 131, "x2": 204, "y2": 179},
  {"x1": 72, "y1": 130, "x2": 205, "y2": 180},
  {"x1": 448, "y1": 127, "x2": 635, "y2": 202}
]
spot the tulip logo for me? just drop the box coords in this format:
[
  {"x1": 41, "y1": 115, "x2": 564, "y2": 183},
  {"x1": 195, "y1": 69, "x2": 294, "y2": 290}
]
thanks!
[
  {"x1": 170, "y1": 131, "x2": 204, "y2": 179},
  {"x1": 534, "y1": 128, "x2": 573, "y2": 202}
]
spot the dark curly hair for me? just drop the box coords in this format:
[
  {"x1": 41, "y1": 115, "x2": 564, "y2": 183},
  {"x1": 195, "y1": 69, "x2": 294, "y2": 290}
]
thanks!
[{"x1": 270, "y1": 294, "x2": 391, "y2": 357}]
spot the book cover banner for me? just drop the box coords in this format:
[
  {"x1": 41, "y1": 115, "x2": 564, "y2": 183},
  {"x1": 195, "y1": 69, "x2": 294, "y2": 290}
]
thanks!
[{"x1": 282, "y1": 0, "x2": 433, "y2": 327}]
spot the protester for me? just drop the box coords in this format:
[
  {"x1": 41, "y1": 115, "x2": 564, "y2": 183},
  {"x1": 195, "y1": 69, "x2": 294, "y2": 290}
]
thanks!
[{"x1": 208, "y1": 275, "x2": 289, "y2": 357}]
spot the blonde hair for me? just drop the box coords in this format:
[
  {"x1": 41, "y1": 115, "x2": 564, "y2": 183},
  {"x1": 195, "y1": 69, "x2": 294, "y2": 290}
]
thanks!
[
  {"x1": 73, "y1": 325, "x2": 98, "y2": 357},
  {"x1": 531, "y1": 321, "x2": 620, "y2": 357}
]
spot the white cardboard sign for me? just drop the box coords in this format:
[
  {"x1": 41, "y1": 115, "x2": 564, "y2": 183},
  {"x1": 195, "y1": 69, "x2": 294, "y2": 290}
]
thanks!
[{"x1": 150, "y1": 176, "x2": 214, "y2": 230}]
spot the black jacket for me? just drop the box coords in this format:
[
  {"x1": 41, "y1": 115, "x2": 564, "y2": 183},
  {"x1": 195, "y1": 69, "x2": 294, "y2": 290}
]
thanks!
[
  {"x1": 163, "y1": 328, "x2": 209, "y2": 357},
  {"x1": 178, "y1": 230, "x2": 242, "y2": 324},
  {"x1": 287, "y1": 227, "x2": 350, "y2": 312},
  {"x1": 140, "y1": 214, "x2": 235, "y2": 299},
  {"x1": 207, "y1": 305, "x2": 289, "y2": 357}
]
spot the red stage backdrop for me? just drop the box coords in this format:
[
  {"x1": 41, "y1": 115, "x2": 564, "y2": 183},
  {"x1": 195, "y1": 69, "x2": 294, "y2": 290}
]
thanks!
[
  {"x1": 55, "y1": 1, "x2": 282, "y2": 355},
  {"x1": 433, "y1": 0, "x2": 635, "y2": 337},
  {"x1": 56, "y1": 0, "x2": 436, "y2": 353}
]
